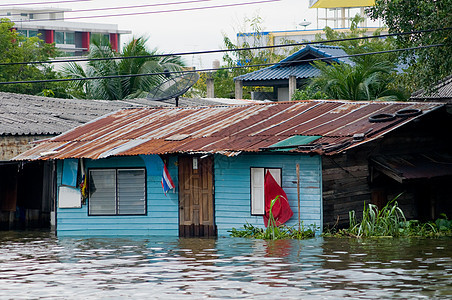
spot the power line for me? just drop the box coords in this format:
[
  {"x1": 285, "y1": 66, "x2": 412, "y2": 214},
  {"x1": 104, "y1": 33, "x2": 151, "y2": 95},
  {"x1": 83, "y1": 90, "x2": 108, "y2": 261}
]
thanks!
[
  {"x1": 0, "y1": 27, "x2": 450, "y2": 67},
  {"x1": 0, "y1": 0, "x2": 212, "y2": 18},
  {"x1": 1, "y1": 0, "x2": 281, "y2": 22},
  {"x1": 0, "y1": 0, "x2": 91, "y2": 7},
  {"x1": 0, "y1": 43, "x2": 444, "y2": 86}
]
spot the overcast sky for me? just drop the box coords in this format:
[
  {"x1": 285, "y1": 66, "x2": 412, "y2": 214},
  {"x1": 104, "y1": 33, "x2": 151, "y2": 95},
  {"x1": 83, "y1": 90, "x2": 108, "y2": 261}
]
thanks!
[{"x1": 8, "y1": 0, "x2": 320, "y2": 68}]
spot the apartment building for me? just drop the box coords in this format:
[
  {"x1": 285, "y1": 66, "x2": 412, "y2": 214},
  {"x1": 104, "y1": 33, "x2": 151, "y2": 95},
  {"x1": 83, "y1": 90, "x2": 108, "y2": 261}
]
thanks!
[{"x1": 1, "y1": 7, "x2": 131, "y2": 55}]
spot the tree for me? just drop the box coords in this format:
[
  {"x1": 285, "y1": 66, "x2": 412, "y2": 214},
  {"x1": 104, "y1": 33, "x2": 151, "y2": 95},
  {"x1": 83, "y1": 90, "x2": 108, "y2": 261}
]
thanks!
[
  {"x1": 0, "y1": 18, "x2": 66, "y2": 96},
  {"x1": 293, "y1": 15, "x2": 408, "y2": 101},
  {"x1": 62, "y1": 36, "x2": 185, "y2": 100},
  {"x1": 368, "y1": 0, "x2": 452, "y2": 92},
  {"x1": 192, "y1": 15, "x2": 298, "y2": 99},
  {"x1": 302, "y1": 59, "x2": 406, "y2": 101}
]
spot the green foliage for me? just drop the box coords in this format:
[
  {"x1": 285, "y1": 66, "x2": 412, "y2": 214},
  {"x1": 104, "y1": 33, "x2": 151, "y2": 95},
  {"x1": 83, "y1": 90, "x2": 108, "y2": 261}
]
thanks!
[
  {"x1": 327, "y1": 195, "x2": 452, "y2": 238},
  {"x1": 229, "y1": 222, "x2": 315, "y2": 240},
  {"x1": 309, "y1": 59, "x2": 407, "y2": 101},
  {"x1": 292, "y1": 85, "x2": 329, "y2": 100},
  {"x1": 316, "y1": 15, "x2": 399, "y2": 65},
  {"x1": 0, "y1": 18, "x2": 68, "y2": 96},
  {"x1": 368, "y1": 0, "x2": 452, "y2": 92},
  {"x1": 193, "y1": 15, "x2": 299, "y2": 99},
  {"x1": 189, "y1": 68, "x2": 236, "y2": 99},
  {"x1": 348, "y1": 196, "x2": 406, "y2": 237},
  {"x1": 230, "y1": 196, "x2": 316, "y2": 240},
  {"x1": 61, "y1": 36, "x2": 185, "y2": 100},
  {"x1": 302, "y1": 15, "x2": 408, "y2": 101}
]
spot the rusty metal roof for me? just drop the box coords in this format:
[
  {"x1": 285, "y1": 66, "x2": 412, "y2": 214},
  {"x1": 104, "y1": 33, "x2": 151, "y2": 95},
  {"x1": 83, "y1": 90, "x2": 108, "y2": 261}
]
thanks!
[
  {"x1": 371, "y1": 152, "x2": 452, "y2": 183},
  {"x1": 13, "y1": 100, "x2": 444, "y2": 160}
]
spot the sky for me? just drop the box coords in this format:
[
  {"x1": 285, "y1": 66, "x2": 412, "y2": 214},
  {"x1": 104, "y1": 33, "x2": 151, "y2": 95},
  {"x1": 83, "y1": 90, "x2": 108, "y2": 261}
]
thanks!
[{"x1": 5, "y1": 0, "x2": 322, "y2": 68}]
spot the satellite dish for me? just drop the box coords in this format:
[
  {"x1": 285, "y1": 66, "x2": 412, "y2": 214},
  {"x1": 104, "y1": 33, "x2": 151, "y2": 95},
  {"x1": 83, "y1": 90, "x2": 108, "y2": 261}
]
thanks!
[
  {"x1": 147, "y1": 71, "x2": 199, "y2": 106},
  {"x1": 299, "y1": 20, "x2": 311, "y2": 30}
]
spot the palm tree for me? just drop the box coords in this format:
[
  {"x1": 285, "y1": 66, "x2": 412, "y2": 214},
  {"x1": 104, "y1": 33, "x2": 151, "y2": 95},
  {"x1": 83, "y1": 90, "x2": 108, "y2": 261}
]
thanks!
[
  {"x1": 309, "y1": 58, "x2": 407, "y2": 101},
  {"x1": 62, "y1": 36, "x2": 185, "y2": 100}
]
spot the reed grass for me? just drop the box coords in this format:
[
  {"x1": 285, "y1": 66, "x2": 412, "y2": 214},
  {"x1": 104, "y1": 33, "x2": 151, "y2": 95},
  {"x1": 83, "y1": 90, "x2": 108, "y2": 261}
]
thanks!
[{"x1": 329, "y1": 194, "x2": 452, "y2": 238}]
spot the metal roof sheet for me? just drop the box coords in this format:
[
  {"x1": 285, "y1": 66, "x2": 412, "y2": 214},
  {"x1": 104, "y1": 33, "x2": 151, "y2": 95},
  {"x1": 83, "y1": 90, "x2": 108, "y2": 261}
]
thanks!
[
  {"x1": 13, "y1": 100, "x2": 444, "y2": 161},
  {"x1": 410, "y1": 75, "x2": 452, "y2": 102},
  {"x1": 371, "y1": 152, "x2": 452, "y2": 182},
  {"x1": 235, "y1": 45, "x2": 352, "y2": 82},
  {"x1": 0, "y1": 92, "x2": 259, "y2": 136}
]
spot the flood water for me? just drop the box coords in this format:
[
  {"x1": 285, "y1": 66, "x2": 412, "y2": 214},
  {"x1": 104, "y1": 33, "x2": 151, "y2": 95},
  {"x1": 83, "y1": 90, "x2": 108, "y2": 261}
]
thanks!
[{"x1": 0, "y1": 231, "x2": 451, "y2": 299}]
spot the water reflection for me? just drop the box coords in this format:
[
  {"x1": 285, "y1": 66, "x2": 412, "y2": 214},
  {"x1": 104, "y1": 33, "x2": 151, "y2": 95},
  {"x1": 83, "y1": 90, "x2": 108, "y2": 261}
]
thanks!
[{"x1": 0, "y1": 231, "x2": 450, "y2": 299}]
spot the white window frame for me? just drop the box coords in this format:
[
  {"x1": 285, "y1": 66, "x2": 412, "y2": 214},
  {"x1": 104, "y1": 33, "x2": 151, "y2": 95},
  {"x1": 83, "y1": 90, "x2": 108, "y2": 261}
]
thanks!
[
  {"x1": 250, "y1": 167, "x2": 282, "y2": 215},
  {"x1": 88, "y1": 168, "x2": 146, "y2": 216}
]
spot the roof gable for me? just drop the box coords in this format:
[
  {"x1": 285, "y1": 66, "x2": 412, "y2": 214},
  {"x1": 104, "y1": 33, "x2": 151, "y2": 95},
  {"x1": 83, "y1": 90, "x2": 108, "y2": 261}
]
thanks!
[{"x1": 235, "y1": 45, "x2": 353, "y2": 82}]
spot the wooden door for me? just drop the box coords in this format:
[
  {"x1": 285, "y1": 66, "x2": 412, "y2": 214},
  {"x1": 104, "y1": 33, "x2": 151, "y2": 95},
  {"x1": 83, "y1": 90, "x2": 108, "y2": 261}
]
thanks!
[{"x1": 178, "y1": 156, "x2": 216, "y2": 237}]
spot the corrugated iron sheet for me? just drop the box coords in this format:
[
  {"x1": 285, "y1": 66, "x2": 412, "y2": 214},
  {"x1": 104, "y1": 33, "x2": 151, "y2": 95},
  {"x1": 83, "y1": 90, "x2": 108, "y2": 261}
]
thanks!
[
  {"x1": 13, "y1": 100, "x2": 444, "y2": 161},
  {"x1": 371, "y1": 152, "x2": 452, "y2": 182}
]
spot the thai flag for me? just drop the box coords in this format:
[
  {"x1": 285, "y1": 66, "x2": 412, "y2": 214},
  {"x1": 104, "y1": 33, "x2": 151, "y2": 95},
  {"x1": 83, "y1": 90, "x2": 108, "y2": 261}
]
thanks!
[{"x1": 161, "y1": 164, "x2": 175, "y2": 195}]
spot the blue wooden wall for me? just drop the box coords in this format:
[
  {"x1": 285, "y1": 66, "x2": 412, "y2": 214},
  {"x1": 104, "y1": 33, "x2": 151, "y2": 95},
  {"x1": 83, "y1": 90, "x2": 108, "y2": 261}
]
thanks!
[
  {"x1": 56, "y1": 155, "x2": 179, "y2": 236},
  {"x1": 214, "y1": 153, "x2": 322, "y2": 236},
  {"x1": 56, "y1": 153, "x2": 322, "y2": 237}
]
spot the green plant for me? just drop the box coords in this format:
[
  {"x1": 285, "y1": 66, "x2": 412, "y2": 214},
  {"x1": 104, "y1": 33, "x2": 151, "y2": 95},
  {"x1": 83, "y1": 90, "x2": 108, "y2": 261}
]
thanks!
[
  {"x1": 229, "y1": 196, "x2": 316, "y2": 240},
  {"x1": 330, "y1": 194, "x2": 452, "y2": 238},
  {"x1": 348, "y1": 194, "x2": 406, "y2": 237}
]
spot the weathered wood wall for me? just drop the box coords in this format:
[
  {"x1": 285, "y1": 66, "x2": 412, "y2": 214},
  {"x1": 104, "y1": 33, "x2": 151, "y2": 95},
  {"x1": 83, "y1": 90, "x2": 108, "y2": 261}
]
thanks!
[
  {"x1": 322, "y1": 148, "x2": 371, "y2": 228},
  {"x1": 322, "y1": 108, "x2": 452, "y2": 228}
]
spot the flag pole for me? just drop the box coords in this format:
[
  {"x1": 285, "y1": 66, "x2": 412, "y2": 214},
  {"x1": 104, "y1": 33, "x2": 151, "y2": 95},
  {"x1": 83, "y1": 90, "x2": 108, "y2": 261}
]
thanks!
[{"x1": 296, "y1": 164, "x2": 301, "y2": 231}]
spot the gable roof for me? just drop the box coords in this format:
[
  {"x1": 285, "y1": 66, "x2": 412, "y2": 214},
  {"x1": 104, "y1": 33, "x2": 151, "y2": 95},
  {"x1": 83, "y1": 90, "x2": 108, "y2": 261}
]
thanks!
[
  {"x1": 14, "y1": 100, "x2": 444, "y2": 161},
  {"x1": 234, "y1": 45, "x2": 352, "y2": 83},
  {"x1": 410, "y1": 75, "x2": 452, "y2": 102},
  {"x1": 0, "y1": 92, "x2": 256, "y2": 136}
]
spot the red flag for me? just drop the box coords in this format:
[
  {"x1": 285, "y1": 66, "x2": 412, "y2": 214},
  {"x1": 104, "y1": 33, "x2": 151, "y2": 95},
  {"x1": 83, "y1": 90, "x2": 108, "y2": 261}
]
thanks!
[{"x1": 263, "y1": 171, "x2": 293, "y2": 227}]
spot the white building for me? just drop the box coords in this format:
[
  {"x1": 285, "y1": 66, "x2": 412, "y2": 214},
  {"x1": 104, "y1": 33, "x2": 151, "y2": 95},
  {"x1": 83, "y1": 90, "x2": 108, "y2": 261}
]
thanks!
[
  {"x1": 1, "y1": 7, "x2": 131, "y2": 56},
  {"x1": 237, "y1": 0, "x2": 384, "y2": 54}
]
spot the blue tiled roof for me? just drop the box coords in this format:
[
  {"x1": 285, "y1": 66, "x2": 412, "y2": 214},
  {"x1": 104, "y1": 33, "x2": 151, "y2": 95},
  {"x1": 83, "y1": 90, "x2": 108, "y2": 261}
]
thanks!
[{"x1": 235, "y1": 44, "x2": 353, "y2": 82}]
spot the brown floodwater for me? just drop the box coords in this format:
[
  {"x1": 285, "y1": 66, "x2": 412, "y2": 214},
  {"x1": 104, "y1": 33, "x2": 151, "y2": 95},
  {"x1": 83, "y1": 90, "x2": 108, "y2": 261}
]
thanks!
[{"x1": 0, "y1": 231, "x2": 451, "y2": 299}]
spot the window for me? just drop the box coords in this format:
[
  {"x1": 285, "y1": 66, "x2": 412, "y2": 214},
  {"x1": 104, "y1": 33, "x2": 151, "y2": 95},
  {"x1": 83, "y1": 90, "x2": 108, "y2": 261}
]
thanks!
[
  {"x1": 55, "y1": 32, "x2": 75, "y2": 45},
  {"x1": 90, "y1": 33, "x2": 110, "y2": 45},
  {"x1": 55, "y1": 31, "x2": 64, "y2": 44},
  {"x1": 250, "y1": 168, "x2": 281, "y2": 215},
  {"x1": 88, "y1": 168, "x2": 146, "y2": 216},
  {"x1": 65, "y1": 32, "x2": 75, "y2": 45},
  {"x1": 17, "y1": 30, "x2": 27, "y2": 37},
  {"x1": 28, "y1": 30, "x2": 38, "y2": 38}
]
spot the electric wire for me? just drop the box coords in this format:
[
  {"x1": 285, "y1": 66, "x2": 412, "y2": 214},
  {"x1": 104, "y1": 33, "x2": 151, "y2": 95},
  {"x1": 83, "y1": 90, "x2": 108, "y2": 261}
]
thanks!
[
  {"x1": 0, "y1": 27, "x2": 450, "y2": 67},
  {"x1": 0, "y1": 0, "x2": 212, "y2": 18},
  {"x1": 0, "y1": 0, "x2": 91, "y2": 7},
  {"x1": 0, "y1": 43, "x2": 443, "y2": 86},
  {"x1": 0, "y1": 0, "x2": 281, "y2": 22}
]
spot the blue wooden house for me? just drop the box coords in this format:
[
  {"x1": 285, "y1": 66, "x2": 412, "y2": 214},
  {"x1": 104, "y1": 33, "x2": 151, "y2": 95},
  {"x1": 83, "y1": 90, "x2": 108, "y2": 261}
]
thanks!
[{"x1": 14, "y1": 100, "x2": 451, "y2": 237}]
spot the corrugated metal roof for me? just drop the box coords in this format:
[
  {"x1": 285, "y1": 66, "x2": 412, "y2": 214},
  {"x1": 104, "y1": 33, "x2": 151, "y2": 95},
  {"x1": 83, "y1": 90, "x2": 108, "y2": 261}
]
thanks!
[
  {"x1": 235, "y1": 45, "x2": 352, "y2": 82},
  {"x1": 410, "y1": 75, "x2": 452, "y2": 102},
  {"x1": 371, "y1": 152, "x2": 452, "y2": 182},
  {"x1": 0, "y1": 92, "x2": 258, "y2": 136},
  {"x1": 13, "y1": 100, "x2": 444, "y2": 161}
]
